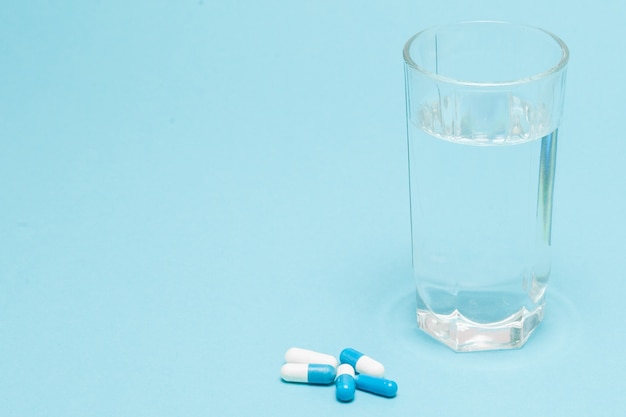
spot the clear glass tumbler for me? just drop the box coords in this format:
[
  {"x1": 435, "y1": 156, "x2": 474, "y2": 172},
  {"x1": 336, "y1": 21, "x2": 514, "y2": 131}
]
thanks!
[{"x1": 403, "y1": 22, "x2": 569, "y2": 351}]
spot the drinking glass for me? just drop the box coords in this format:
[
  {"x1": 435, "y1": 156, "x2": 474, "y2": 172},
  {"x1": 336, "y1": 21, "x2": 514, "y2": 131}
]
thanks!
[{"x1": 403, "y1": 21, "x2": 569, "y2": 351}]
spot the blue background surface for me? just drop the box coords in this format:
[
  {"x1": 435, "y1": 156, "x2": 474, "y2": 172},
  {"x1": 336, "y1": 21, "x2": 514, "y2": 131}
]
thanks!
[{"x1": 1, "y1": 1, "x2": 624, "y2": 416}]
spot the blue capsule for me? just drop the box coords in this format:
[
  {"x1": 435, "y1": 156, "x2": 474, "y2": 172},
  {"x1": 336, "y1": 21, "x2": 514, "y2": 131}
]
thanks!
[
  {"x1": 339, "y1": 348, "x2": 385, "y2": 377},
  {"x1": 335, "y1": 364, "x2": 356, "y2": 402},
  {"x1": 355, "y1": 374, "x2": 398, "y2": 398},
  {"x1": 280, "y1": 363, "x2": 336, "y2": 385}
]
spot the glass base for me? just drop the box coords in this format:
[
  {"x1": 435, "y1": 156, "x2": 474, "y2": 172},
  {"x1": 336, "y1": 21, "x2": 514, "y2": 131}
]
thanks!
[{"x1": 417, "y1": 304, "x2": 544, "y2": 352}]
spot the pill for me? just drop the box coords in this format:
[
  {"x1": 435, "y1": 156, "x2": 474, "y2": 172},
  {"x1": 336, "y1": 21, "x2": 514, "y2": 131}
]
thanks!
[
  {"x1": 285, "y1": 347, "x2": 338, "y2": 368},
  {"x1": 339, "y1": 348, "x2": 385, "y2": 377},
  {"x1": 280, "y1": 363, "x2": 336, "y2": 385},
  {"x1": 335, "y1": 364, "x2": 356, "y2": 402},
  {"x1": 355, "y1": 374, "x2": 398, "y2": 398}
]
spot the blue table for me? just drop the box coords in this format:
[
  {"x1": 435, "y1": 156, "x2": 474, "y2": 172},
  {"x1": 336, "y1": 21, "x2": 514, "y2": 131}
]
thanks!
[{"x1": 1, "y1": 1, "x2": 624, "y2": 415}]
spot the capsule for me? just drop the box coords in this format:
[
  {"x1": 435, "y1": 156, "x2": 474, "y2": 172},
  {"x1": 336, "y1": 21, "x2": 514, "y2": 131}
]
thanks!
[
  {"x1": 355, "y1": 374, "x2": 398, "y2": 398},
  {"x1": 339, "y1": 348, "x2": 385, "y2": 377},
  {"x1": 280, "y1": 363, "x2": 336, "y2": 385},
  {"x1": 335, "y1": 364, "x2": 356, "y2": 402},
  {"x1": 284, "y1": 347, "x2": 338, "y2": 368}
]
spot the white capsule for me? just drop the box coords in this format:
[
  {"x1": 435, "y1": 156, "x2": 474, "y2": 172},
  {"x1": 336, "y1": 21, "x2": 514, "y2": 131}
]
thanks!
[
  {"x1": 280, "y1": 363, "x2": 336, "y2": 385},
  {"x1": 284, "y1": 347, "x2": 338, "y2": 368},
  {"x1": 336, "y1": 364, "x2": 356, "y2": 402},
  {"x1": 356, "y1": 355, "x2": 385, "y2": 377},
  {"x1": 339, "y1": 348, "x2": 385, "y2": 377}
]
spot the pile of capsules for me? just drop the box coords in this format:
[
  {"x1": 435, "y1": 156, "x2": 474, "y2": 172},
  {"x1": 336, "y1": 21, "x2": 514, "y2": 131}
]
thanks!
[{"x1": 280, "y1": 347, "x2": 397, "y2": 402}]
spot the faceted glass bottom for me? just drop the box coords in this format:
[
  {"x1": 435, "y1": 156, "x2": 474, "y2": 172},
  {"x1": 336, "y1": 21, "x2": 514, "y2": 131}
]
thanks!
[{"x1": 417, "y1": 304, "x2": 544, "y2": 352}]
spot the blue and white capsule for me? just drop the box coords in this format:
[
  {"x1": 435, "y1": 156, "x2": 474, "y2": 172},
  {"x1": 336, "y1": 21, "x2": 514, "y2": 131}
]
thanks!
[
  {"x1": 335, "y1": 364, "x2": 356, "y2": 402},
  {"x1": 355, "y1": 374, "x2": 398, "y2": 398},
  {"x1": 284, "y1": 347, "x2": 338, "y2": 368},
  {"x1": 280, "y1": 363, "x2": 336, "y2": 385},
  {"x1": 339, "y1": 348, "x2": 385, "y2": 377}
]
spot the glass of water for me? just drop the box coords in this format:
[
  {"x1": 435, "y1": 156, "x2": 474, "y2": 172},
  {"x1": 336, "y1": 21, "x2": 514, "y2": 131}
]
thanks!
[{"x1": 403, "y1": 21, "x2": 569, "y2": 351}]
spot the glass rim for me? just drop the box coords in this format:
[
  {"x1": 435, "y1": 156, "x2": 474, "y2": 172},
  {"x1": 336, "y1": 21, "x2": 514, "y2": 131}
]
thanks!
[{"x1": 403, "y1": 21, "x2": 570, "y2": 87}]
